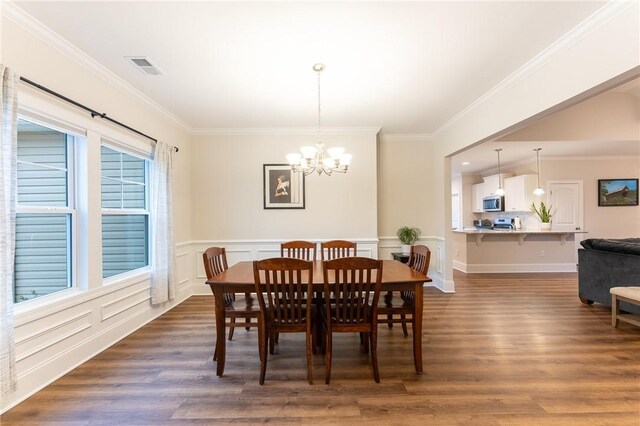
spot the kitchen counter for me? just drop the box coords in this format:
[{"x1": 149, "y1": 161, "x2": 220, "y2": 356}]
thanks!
[{"x1": 453, "y1": 229, "x2": 587, "y2": 246}]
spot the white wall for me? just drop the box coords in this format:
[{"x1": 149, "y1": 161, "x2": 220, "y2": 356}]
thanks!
[
  {"x1": 433, "y1": 2, "x2": 640, "y2": 288},
  {"x1": 377, "y1": 135, "x2": 445, "y2": 288},
  {"x1": 190, "y1": 131, "x2": 378, "y2": 241},
  {"x1": 2, "y1": 10, "x2": 193, "y2": 412}
]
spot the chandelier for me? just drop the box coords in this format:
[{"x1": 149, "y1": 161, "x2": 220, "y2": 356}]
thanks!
[{"x1": 286, "y1": 64, "x2": 352, "y2": 176}]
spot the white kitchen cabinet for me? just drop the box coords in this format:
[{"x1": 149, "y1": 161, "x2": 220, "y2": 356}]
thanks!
[
  {"x1": 471, "y1": 183, "x2": 484, "y2": 213},
  {"x1": 504, "y1": 174, "x2": 538, "y2": 212},
  {"x1": 482, "y1": 173, "x2": 513, "y2": 197}
]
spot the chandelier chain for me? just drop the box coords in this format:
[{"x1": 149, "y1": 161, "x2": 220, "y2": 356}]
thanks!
[{"x1": 317, "y1": 68, "x2": 322, "y2": 144}]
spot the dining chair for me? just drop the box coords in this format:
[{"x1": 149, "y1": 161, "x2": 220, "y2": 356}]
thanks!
[
  {"x1": 253, "y1": 257, "x2": 315, "y2": 385},
  {"x1": 378, "y1": 245, "x2": 430, "y2": 336},
  {"x1": 320, "y1": 240, "x2": 357, "y2": 261},
  {"x1": 203, "y1": 247, "x2": 260, "y2": 361},
  {"x1": 322, "y1": 257, "x2": 383, "y2": 384},
  {"x1": 281, "y1": 240, "x2": 317, "y2": 261}
]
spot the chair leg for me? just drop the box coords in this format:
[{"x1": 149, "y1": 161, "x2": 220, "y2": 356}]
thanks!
[
  {"x1": 325, "y1": 330, "x2": 333, "y2": 385},
  {"x1": 228, "y1": 318, "x2": 235, "y2": 341},
  {"x1": 306, "y1": 327, "x2": 313, "y2": 385},
  {"x1": 612, "y1": 294, "x2": 619, "y2": 328},
  {"x1": 401, "y1": 314, "x2": 409, "y2": 337},
  {"x1": 259, "y1": 322, "x2": 268, "y2": 385},
  {"x1": 213, "y1": 345, "x2": 217, "y2": 362},
  {"x1": 362, "y1": 332, "x2": 370, "y2": 354},
  {"x1": 370, "y1": 327, "x2": 380, "y2": 383},
  {"x1": 269, "y1": 329, "x2": 276, "y2": 354},
  {"x1": 245, "y1": 316, "x2": 251, "y2": 332}
]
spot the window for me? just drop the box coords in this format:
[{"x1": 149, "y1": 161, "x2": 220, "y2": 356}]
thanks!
[
  {"x1": 101, "y1": 145, "x2": 149, "y2": 278},
  {"x1": 14, "y1": 119, "x2": 75, "y2": 303}
]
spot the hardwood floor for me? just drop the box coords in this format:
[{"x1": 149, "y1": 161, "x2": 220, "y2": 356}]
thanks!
[{"x1": 3, "y1": 271, "x2": 640, "y2": 425}]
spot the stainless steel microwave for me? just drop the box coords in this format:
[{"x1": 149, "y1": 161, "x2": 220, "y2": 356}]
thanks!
[{"x1": 483, "y1": 195, "x2": 504, "y2": 212}]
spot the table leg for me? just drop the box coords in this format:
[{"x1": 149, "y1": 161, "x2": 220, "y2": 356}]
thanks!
[
  {"x1": 214, "y1": 286, "x2": 226, "y2": 376},
  {"x1": 413, "y1": 282, "x2": 424, "y2": 374}
]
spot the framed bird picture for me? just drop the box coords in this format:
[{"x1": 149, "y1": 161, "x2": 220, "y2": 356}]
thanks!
[{"x1": 263, "y1": 164, "x2": 305, "y2": 209}]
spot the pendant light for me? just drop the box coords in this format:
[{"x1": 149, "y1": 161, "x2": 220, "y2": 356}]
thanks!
[
  {"x1": 495, "y1": 148, "x2": 505, "y2": 196},
  {"x1": 533, "y1": 148, "x2": 544, "y2": 195}
]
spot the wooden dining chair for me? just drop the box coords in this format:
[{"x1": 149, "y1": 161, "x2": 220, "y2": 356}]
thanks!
[
  {"x1": 203, "y1": 247, "x2": 260, "y2": 361},
  {"x1": 378, "y1": 245, "x2": 430, "y2": 336},
  {"x1": 281, "y1": 240, "x2": 317, "y2": 261},
  {"x1": 322, "y1": 257, "x2": 383, "y2": 384},
  {"x1": 253, "y1": 257, "x2": 315, "y2": 385},
  {"x1": 320, "y1": 240, "x2": 357, "y2": 261}
]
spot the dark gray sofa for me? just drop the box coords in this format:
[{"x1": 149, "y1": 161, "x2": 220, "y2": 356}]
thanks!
[{"x1": 578, "y1": 238, "x2": 640, "y2": 314}]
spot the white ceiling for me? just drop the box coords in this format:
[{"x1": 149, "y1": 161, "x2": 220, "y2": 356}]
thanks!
[
  {"x1": 451, "y1": 79, "x2": 640, "y2": 175},
  {"x1": 13, "y1": 1, "x2": 606, "y2": 133}
]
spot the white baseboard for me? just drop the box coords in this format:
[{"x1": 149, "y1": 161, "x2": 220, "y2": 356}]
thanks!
[
  {"x1": 2, "y1": 292, "x2": 190, "y2": 414},
  {"x1": 452, "y1": 260, "x2": 467, "y2": 273},
  {"x1": 460, "y1": 262, "x2": 578, "y2": 273}
]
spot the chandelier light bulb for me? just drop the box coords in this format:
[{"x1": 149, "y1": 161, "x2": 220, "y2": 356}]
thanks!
[
  {"x1": 534, "y1": 187, "x2": 545, "y2": 196},
  {"x1": 496, "y1": 187, "x2": 506, "y2": 196}
]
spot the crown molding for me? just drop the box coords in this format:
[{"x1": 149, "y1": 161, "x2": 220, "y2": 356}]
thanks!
[
  {"x1": 431, "y1": 0, "x2": 636, "y2": 139},
  {"x1": 544, "y1": 154, "x2": 640, "y2": 161},
  {"x1": 189, "y1": 126, "x2": 382, "y2": 136},
  {"x1": 378, "y1": 133, "x2": 434, "y2": 143},
  {"x1": 3, "y1": 1, "x2": 192, "y2": 133}
]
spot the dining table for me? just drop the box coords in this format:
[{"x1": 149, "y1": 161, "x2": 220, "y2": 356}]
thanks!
[{"x1": 205, "y1": 259, "x2": 432, "y2": 377}]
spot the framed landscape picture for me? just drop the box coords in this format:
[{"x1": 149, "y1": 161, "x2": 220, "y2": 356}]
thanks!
[
  {"x1": 263, "y1": 164, "x2": 305, "y2": 209},
  {"x1": 598, "y1": 178, "x2": 639, "y2": 206}
]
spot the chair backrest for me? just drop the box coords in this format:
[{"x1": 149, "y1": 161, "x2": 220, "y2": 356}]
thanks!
[
  {"x1": 203, "y1": 247, "x2": 234, "y2": 305},
  {"x1": 253, "y1": 257, "x2": 313, "y2": 326},
  {"x1": 203, "y1": 247, "x2": 229, "y2": 279},
  {"x1": 321, "y1": 240, "x2": 357, "y2": 261},
  {"x1": 322, "y1": 257, "x2": 382, "y2": 325},
  {"x1": 408, "y1": 245, "x2": 431, "y2": 275},
  {"x1": 281, "y1": 240, "x2": 317, "y2": 261}
]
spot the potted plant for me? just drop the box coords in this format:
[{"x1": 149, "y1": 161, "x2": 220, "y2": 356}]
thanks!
[
  {"x1": 530, "y1": 201, "x2": 552, "y2": 231},
  {"x1": 397, "y1": 226, "x2": 421, "y2": 254}
]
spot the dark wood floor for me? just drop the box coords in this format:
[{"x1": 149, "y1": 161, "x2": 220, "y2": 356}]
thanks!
[{"x1": 3, "y1": 271, "x2": 640, "y2": 425}]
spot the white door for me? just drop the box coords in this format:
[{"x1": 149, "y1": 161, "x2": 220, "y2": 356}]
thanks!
[{"x1": 547, "y1": 181, "x2": 584, "y2": 259}]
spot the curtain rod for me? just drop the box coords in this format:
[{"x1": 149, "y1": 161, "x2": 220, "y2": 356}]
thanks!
[{"x1": 19, "y1": 76, "x2": 178, "y2": 152}]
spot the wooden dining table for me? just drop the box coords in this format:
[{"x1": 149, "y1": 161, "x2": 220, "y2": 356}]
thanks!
[{"x1": 205, "y1": 259, "x2": 432, "y2": 377}]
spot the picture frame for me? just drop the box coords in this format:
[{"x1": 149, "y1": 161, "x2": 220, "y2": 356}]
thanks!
[
  {"x1": 263, "y1": 164, "x2": 305, "y2": 209},
  {"x1": 598, "y1": 178, "x2": 639, "y2": 207}
]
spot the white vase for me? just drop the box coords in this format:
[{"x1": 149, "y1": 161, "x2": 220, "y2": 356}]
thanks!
[
  {"x1": 540, "y1": 222, "x2": 551, "y2": 231},
  {"x1": 401, "y1": 244, "x2": 411, "y2": 254}
]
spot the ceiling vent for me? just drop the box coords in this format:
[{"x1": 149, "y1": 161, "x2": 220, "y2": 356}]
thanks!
[{"x1": 125, "y1": 56, "x2": 164, "y2": 76}]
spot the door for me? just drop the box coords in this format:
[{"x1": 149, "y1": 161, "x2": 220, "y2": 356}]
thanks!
[{"x1": 547, "y1": 181, "x2": 584, "y2": 261}]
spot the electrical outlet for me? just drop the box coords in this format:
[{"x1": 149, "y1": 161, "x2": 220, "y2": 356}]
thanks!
[{"x1": 539, "y1": 250, "x2": 545, "y2": 258}]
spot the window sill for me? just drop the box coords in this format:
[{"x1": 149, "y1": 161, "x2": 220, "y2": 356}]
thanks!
[
  {"x1": 14, "y1": 269, "x2": 153, "y2": 325},
  {"x1": 103, "y1": 267, "x2": 152, "y2": 287}
]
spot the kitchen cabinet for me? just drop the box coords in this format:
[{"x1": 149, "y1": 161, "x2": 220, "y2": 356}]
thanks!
[
  {"x1": 483, "y1": 173, "x2": 513, "y2": 197},
  {"x1": 471, "y1": 183, "x2": 484, "y2": 213},
  {"x1": 504, "y1": 174, "x2": 538, "y2": 212}
]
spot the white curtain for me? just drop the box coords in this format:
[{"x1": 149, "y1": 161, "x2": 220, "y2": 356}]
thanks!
[
  {"x1": 1, "y1": 65, "x2": 18, "y2": 398},
  {"x1": 150, "y1": 140, "x2": 175, "y2": 305}
]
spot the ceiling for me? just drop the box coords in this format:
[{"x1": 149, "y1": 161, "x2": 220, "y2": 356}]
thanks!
[
  {"x1": 12, "y1": 1, "x2": 606, "y2": 133},
  {"x1": 451, "y1": 78, "x2": 640, "y2": 175}
]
